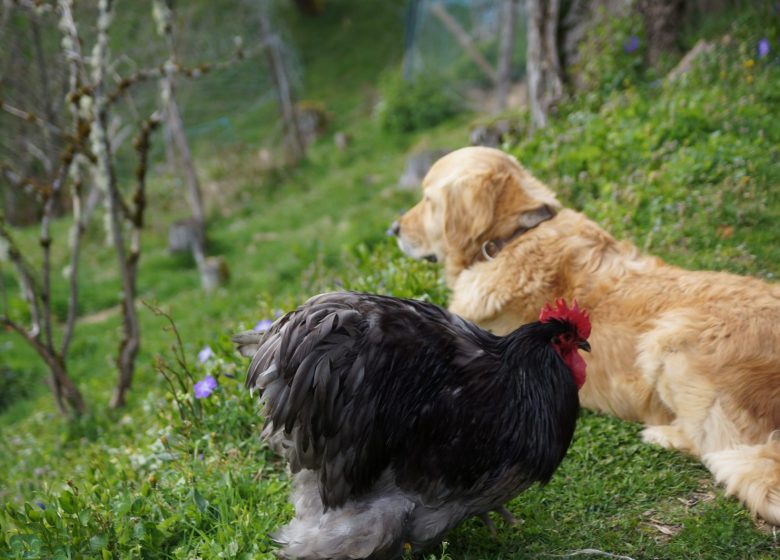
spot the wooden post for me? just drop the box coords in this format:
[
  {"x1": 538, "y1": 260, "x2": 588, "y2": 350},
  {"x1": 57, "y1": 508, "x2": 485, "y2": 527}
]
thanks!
[
  {"x1": 259, "y1": 1, "x2": 305, "y2": 163},
  {"x1": 161, "y1": 80, "x2": 206, "y2": 227},
  {"x1": 155, "y1": 0, "x2": 206, "y2": 228}
]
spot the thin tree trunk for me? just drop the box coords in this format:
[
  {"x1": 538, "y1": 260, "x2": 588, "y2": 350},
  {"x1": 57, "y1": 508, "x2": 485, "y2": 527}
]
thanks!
[
  {"x1": 496, "y1": 0, "x2": 519, "y2": 110},
  {"x1": 88, "y1": 0, "x2": 140, "y2": 409},
  {"x1": 526, "y1": 0, "x2": 563, "y2": 130},
  {"x1": 259, "y1": 2, "x2": 305, "y2": 162},
  {"x1": 162, "y1": 79, "x2": 205, "y2": 226},
  {"x1": 639, "y1": 0, "x2": 684, "y2": 68}
]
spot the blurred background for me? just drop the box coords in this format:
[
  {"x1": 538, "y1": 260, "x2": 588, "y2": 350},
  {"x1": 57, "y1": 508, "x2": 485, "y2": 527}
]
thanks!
[{"x1": 1, "y1": 0, "x2": 779, "y2": 557}]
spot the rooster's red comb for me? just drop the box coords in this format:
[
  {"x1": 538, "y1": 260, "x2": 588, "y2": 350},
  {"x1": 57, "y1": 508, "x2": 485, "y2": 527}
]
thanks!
[{"x1": 539, "y1": 298, "x2": 591, "y2": 339}]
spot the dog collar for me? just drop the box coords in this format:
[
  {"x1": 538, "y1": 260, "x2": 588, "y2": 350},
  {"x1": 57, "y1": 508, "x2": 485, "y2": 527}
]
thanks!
[{"x1": 478, "y1": 206, "x2": 556, "y2": 262}]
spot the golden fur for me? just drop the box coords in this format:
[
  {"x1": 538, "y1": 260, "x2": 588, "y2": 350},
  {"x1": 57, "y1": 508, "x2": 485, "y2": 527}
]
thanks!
[{"x1": 394, "y1": 146, "x2": 780, "y2": 525}]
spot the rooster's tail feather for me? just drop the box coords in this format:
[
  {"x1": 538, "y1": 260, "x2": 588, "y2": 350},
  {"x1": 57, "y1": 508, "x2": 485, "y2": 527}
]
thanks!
[{"x1": 703, "y1": 437, "x2": 780, "y2": 525}]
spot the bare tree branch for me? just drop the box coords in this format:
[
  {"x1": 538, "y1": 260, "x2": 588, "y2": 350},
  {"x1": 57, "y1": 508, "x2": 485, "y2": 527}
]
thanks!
[
  {"x1": 0, "y1": 99, "x2": 62, "y2": 135},
  {"x1": 0, "y1": 213, "x2": 43, "y2": 337},
  {"x1": 105, "y1": 44, "x2": 259, "y2": 106},
  {"x1": 59, "y1": 158, "x2": 86, "y2": 357}
]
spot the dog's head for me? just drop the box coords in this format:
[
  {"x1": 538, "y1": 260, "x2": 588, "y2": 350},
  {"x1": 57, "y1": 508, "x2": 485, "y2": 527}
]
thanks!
[{"x1": 391, "y1": 147, "x2": 560, "y2": 273}]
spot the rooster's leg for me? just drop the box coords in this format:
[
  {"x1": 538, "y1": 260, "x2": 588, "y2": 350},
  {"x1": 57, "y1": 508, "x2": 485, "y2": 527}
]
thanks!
[
  {"x1": 479, "y1": 513, "x2": 497, "y2": 535},
  {"x1": 496, "y1": 505, "x2": 517, "y2": 526}
]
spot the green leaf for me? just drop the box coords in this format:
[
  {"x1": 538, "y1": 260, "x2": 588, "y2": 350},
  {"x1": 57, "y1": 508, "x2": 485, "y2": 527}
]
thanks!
[
  {"x1": 78, "y1": 509, "x2": 92, "y2": 526},
  {"x1": 156, "y1": 513, "x2": 181, "y2": 534},
  {"x1": 89, "y1": 534, "x2": 108, "y2": 551},
  {"x1": 193, "y1": 488, "x2": 208, "y2": 512},
  {"x1": 59, "y1": 492, "x2": 77, "y2": 514},
  {"x1": 24, "y1": 502, "x2": 42, "y2": 522},
  {"x1": 133, "y1": 520, "x2": 146, "y2": 541}
]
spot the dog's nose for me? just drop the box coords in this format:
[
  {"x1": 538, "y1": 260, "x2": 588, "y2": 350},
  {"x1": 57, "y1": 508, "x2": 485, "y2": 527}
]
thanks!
[{"x1": 387, "y1": 220, "x2": 401, "y2": 237}]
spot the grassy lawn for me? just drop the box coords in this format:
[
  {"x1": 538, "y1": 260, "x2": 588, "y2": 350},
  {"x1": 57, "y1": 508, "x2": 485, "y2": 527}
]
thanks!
[{"x1": 2, "y1": 2, "x2": 780, "y2": 558}]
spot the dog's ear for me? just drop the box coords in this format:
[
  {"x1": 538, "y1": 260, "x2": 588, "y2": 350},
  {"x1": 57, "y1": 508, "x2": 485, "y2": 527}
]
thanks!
[
  {"x1": 442, "y1": 172, "x2": 501, "y2": 256},
  {"x1": 518, "y1": 204, "x2": 556, "y2": 229}
]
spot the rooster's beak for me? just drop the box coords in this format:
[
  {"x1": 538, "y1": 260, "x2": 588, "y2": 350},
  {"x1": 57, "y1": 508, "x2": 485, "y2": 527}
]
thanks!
[{"x1": 578, "y1": 340, "x2": 591, "y2": 352}]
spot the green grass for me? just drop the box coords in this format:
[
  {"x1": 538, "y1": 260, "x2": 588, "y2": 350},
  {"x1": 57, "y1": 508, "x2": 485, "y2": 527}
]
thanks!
[{"x1": 3, "y1": 2, "x2": 780, "y2": 558}]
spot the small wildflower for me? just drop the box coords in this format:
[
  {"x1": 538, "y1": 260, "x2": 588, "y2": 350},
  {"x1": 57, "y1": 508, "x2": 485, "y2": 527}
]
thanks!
[
  {"x1": 743, "y1": 58, "x2": 755, "y2": 69},
  {"x1": 197, "y1": 345, "x2": 213, "y2": 363},
  {"x1": 623, "y1": 35, "x2": 639, "y2": 53},
  {"x1": 254, "y1": 319, "x2": 274, "y2": 332},
  {"x1": 194, "y1": 375, "x2": 217, "y2": 399},
  {"x1": 758, "y1": 38, "x2": 770, "y2": 59},
  {"x1": 35, "y1": 502, "x2": 46, "y2": 510}
]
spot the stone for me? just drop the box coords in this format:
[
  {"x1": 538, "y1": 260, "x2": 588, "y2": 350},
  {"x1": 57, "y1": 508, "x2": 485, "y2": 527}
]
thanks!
[
  {"x1": 168, "y1": 218, "x2": 205, "y2": 254},
  {"x1": 397, "y1": 149, "x2": 450, "y2": 190},
  {"x1": 200, "y1": 255, "x2": 230, "y2": 293}
]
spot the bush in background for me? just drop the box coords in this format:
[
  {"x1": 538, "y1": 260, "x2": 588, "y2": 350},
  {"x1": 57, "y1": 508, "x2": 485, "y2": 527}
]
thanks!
[
  {"x1": 572, "y1": 7, "x2": 647, "y2": 97},
  {"x1": 376, "y1": 70, "x2": 463, "y2": 133}
]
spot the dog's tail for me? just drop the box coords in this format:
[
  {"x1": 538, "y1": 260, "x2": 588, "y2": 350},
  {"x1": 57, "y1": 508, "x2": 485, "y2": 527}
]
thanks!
[{"x1": 703, "y1": 436, "x2": 780, "y2": 525}]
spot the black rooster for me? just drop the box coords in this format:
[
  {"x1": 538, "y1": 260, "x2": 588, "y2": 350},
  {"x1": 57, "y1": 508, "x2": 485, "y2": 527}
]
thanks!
[{"x1": 234, "y1": 292, "x2": 590, "y2": 559}]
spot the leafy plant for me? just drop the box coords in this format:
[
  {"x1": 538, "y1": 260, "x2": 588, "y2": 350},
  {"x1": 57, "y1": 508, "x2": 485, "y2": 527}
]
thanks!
[
  {"x1": 572, "y1": 7, "x2": 647, "y2": 97},
  {"x1": 377, "y1": 70, "x2": 463, "y2": 134}
]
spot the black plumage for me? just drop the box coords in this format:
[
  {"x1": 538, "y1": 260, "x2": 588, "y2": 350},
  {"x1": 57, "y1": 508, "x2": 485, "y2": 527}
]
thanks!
[{"x1": 234, "y1": 291, "x2": 586, "y2": 560}]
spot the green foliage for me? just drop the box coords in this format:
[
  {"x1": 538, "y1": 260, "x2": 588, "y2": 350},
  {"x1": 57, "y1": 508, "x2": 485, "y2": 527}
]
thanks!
[
  {"x1": 2, "y1": 311, "x2": 284, "y2": 559},
  {"x1": 377, "y1": 70, "x2": 464, "y2": 133},
  {"x1": 513, "y1": 12, "x2": 780, "y2": 277},
  {"x1": 572, "y1": 7, "x2": 647, "y2": 97},
  {"x1": 0, "y1": 365, "x2": 33, "y2": 414}
]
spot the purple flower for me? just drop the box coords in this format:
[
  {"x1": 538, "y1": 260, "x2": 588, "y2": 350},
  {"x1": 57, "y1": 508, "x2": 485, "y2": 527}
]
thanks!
[
  {"x1": 623, "y1": 35, "x2": 639, "y2": 54},
  {"x1": 253, "y1": 319, "x2": 274, "y2": 332},
  {"x1": 758, "y1": 38, "x2": 770, "y2": 59},
  {"x1": 197, "y1": 346, "x2": 213, "y2": 363},
  {"x1": 194, "y1": 375, "x2": 217, "y2": 399},
  {"x1": 35, "y1": 502, "x2": 46, "y2": 510}
]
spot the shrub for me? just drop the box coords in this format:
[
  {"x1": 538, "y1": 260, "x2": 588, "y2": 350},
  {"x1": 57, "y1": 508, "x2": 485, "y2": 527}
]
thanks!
[
  {"x1": 572, "y1": 7, "x2": 646, "y2": 97},
  {"x1": 0, "y1": 365, "x2": 35, "y2": 414},
  {"x1": 376, "y1": 70, "x2": 462, "y2": 134}
]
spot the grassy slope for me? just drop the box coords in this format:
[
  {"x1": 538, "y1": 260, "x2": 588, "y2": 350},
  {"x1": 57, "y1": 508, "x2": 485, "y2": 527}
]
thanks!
[{"x1": 2, "y1": 2, "x2": 780, "y2": 558}]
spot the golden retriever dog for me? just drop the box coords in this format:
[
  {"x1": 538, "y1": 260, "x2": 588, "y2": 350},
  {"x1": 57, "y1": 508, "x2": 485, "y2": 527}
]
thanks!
[{"x1": 391, "y1": 146, "x2": 780, "y2": 525}]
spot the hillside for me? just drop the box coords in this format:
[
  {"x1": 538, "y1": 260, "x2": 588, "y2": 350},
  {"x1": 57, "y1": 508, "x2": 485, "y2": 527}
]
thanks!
[{"x1": 2, "y1": 1, "x2": 780, "y2": 558}]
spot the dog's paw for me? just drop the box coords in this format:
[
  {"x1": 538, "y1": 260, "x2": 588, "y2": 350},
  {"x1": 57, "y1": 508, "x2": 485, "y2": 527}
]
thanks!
[{"x1": 641, "y1": 425, "x2": 689, "y2": 450}]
